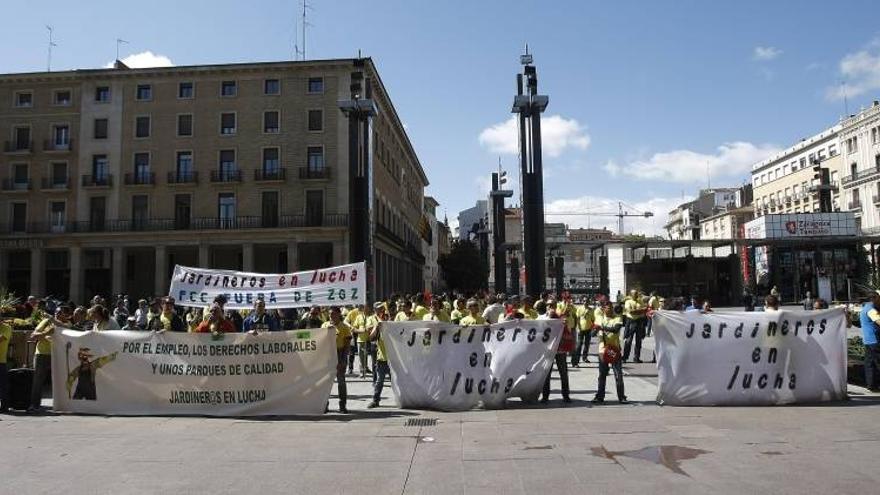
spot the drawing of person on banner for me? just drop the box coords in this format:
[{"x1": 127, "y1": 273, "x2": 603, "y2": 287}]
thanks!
[{"x1": 66, "y1": 347, "x2": 118, "y2": 401}]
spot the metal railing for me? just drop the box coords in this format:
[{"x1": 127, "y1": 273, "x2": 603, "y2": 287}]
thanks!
[
  {"x1": 842, "y1": 165, "x2": 880, "y2": 185},
  {"x1": 40, "y1": 178, "x2": 68, "y2": 190},
  {"x1": 81, "y1": 175, "x2": 113, "y2": 187},
  {"x1": 0, "y1": 214, "x2": 348, "y2": 235},
  {"x1": 43, "y1": 139, "x2": 73, "y2": 152},
  {"x1": 3, "y1": 140, "x2": 32, "y2": 153},
  {"x1": 124, "y1": 172, "x2": 156, "y2": 185},
  {"x1": 167, "y1": 171, "x2": 199, "y2": 184},
  {"x1": 210, "y1": 169, "x2": 243, "y2": 182},
  {"x1": 254, "y1": 168, "x2": 286, "y2": 181},
  {"x1": 1, "y1": 179, "x2": 31, "y2": 191},
  {"x1": 298, "y1": 167, "x2": 331, "y2": 180}
]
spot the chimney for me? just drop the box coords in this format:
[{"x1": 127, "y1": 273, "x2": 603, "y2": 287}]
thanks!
[
  {"x1": 113, "y1": 60, "x2": 130, "y2": 70},
  {"x1": 874, "y1": 100, "x2": 879, "y2": 107}
]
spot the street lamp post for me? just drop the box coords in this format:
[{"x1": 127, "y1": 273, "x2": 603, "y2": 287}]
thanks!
[
  {"x1": 338, "y1": 60, "x2": 378, "y2": 302},
  {"x1": 511, "y1": 50, "x2": 549, "y2": 297}
]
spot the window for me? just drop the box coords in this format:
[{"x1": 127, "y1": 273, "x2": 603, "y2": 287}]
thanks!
[
  {"x1": 95, "y1": 86, "x2": 111, "y2": 102},
  {"x1": 847, "y1": 137, "x2": 859, "y2": 154},
  {"x1": 221, "y1": 81, "x2": 237, "y2": 97},
  {"x1": 136, "y1": 84, "x2": 152, "y2": 101},
  {"x1": 134, "y1": 153, "x2": 151, "y2": 182},
  {"x1": 53, "y1": 125, "x2": 70, "y2": 147},
  {"x1": 219, "y1": 150, "x2": 236, "y2": 179},
  {"x1": 307, "y1": 146, "x2": 324, "y2": 173},
  {"x1": 305, "y1": 190, "x2": 324, "y2": 226},
  {"x1": 873, "y1": 127, "x2": 880, "y2": 145},
  {"x1": 174, "y1": 194, "x2": 191, "y2": 229},
  {"x1": 92, "y1": 155, "x2": 109, "y2": 182},
  {"x1": 307, "y1": 77, "x2": 324, "y2": 93},
  {"x1": 818, "y1": 149, "x2": 826, "y2": 160},
  {"x1": 262, "y1": 148, "x2": 280, "y2": 175},
  {"x1": 132, "y1": 195, "x2": 149, "y2": 230},
  {"x1": 12, "y1": 163, "x2": 28, "y2": 188},
  {"x1": 851, "y1": 162, "x2": 858, "y2": 176},
  {"x1": 14, "y1": 91, "x2": 33, "y2": 108},
  {"x1": 808, "y1": 153, "x2": 816, "y2": 165},
  {"x1": 218, "y1": 193, "x2": 236, "y2": 228},
  {"x1": 783, "y1": 164, "x2": 789, "y2": 175},
  {"x1": 261, "y1": 191, "x2": 279, "y2": 228},
  {"x1": 220, "y1": 112, "x2": 236, "y2": 134},
  {"x1": 11, "y1": 203, "x2": 27, "y2": 233},
  {"x1": 829, "y1": 144, "x2": 838, "y2": 156},
  {"x1": 177, "y1": 114, "x2": 193, "y2": 137},
  {"x1": 94, "y1": 118, "x2": 109, "y2": 139},
  {"x1": 799, "y1": 157, "x2": 806, "y2": 169},
  {"x1": 176, "y1": 151, "x2": 193, "y2": 180},
  {"x1": 51, "y1": 162, "x2": 67, "y2": 187},
  {"x1": 307, "y1": 109, "x2": 323, "y2": 131},
  {"x1": 263, "y1": 111, "x2": 279, "y2": 133},
  {"x1": 264, "y1": 79, "x2": 280, "y2": 95},
  {"x1": 49, "y1": 201, "x2": 65, "y2": 233},
  {"x1": 178, "y1": 82, "x2": 194, "y2": 99},
  {"x1": 90, "y1": 196, "x2": 106, "y2": 231},
  {"x1": 53, "y1": 90, "x2": 72, "y2": 106},
  {"x1": 135, "y1": 116, "x2": 151, "y2": 138}
]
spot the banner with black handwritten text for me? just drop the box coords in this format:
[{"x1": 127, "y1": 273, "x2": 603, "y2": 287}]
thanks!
[
  {"x1": 51, "y1": 328, "x2": 336, "y2": 416},
  {"x1": 381, "y1": 320, "x2": 563, "y2": 411},
  {"x1": 653, "y1": 309, "x2": 847, "y2": 406}
]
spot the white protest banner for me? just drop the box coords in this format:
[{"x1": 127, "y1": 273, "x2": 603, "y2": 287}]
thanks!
[
  {"x1": 169, "y1": 262, "x2": 365, "y2": 309},
  {"x1": 381, "y1": 320, "x2": 563, "y2": 411},
  {"x1": 51, "y1": 328, "x2": 336, "y2": 416},
  {"x1": 653, "y1": 309, "x2": 847, "y2": 406}
]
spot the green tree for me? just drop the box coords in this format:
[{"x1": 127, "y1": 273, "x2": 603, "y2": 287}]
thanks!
[{"x1": 438, "y1": 239, "x2": 486, "y2": 294}]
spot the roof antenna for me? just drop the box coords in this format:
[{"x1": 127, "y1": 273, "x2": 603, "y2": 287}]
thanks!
[
  {"x1": 840, "y1": 80, "x2": 849, "y2": 117},
  {"x1": 46, "y1": 25, "x2": 57, "y2": 72},
  {"x1": 116, "y1": 38, "x2": 129, "y2": 62},
  {"x1": 300, "y1": 0, "x2": 313, "y2": 60}
]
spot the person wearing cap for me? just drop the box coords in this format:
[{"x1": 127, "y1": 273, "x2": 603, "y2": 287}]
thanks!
[
  {"x1": 243, "y1": 298, "x2": 279, "y2": 334},
  {"x1": 66, "y1": 347, "x2": 118, "y2": 401},
  {"x1": 148, "y1": 298, "x2": 186, "y2": 332},
  {"x1": 122, "y1": 316, "x2": 139, "y2": 330},
  {"x1": 858, "y1": 291, "x2": 880, "y2": 392},
  {"x1": 134, "y1": 299, "x2": 149, "y2": 329},
  {"x1": 459, "y1": 299, "x2": 487, "y2": 326},
  {"x1": 322, "y1": 307, "x2": 352, "y2": 413},
  {"x1": 368, "y1": 302, "x2": 390, "y2": 408}
]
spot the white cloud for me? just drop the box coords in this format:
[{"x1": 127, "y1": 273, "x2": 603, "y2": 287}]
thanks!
[
  {"x1": 826, "y1": 39, "x2": 880, "y2": 101},
  {"x1": 104, "y1": 51, "x2": 174, "y2": 69},
  {"x1": 603, "y1": 141, "x2": 780, "y2": 184},
  {"x1": 753, "y1": 46, "x2": 782, "y2": 61},
  {"x1": 545, "y1": 195, "x2": 689, "y2": 237},
  {"x1": 478, "y1": 115, "x2": 591, "y2": 158}
]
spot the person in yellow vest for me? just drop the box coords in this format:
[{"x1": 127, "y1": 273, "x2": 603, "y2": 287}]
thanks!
[
  {"x1": 412, "y1": 294, "x2": 429, "y2": 321},
  {"x1": 622, "y1": 289, "x2": 648, "y2": 363},
  {"x1": 424, "y1": 299, "x2": 450, "y2": 322},
  {"x1": 592, "y1": 302, "x2": 628, "y2": 404},
  {"x1": 395, "y1": 301, "x2": 415, "y2": 322},
  {"x1": 344, "y1": 305, "x2": 362, "y2": 376},
  {"x1": 0, "y1": 318, "x2": 12, "y2": 412},
  {"x1": 520, "y1": 296, "x2": 538, "y2": 320},
  {"x1": 367, "y1": 302, "x2": 390, "y2": 408},
  {"x1": 449, "y1": 298, "x2": 466, "y2": 324},
  {"x1": 459, "y1": 299, "x2": 487, "y2": 326},
  {"x1": 322, "y1": 307, "x2": 352, "y2": 413},
  {"x1": 352, "y1": 304, "x2": 374, "y2": 379},
  {"x1": 572, "y1": 301, "x2": 595, "y2": 367}
]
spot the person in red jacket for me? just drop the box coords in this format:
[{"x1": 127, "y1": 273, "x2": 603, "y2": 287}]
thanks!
[{"x1": 195, "y1": 304, "x2": 236, "y2": 337}]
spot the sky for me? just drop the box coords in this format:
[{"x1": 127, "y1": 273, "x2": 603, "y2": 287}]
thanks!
[{"x1": 4, "y1": 0, "x2": 880, "y2": 235}]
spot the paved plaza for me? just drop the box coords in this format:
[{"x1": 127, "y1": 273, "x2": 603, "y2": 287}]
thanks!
[{"x1": 2, "y1": 337, "x2": 878, "y2": 495}]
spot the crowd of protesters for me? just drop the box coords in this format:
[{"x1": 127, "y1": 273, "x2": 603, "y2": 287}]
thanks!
[{"x1": 2, "y1": 286, "x2": 875, "y2": 414}]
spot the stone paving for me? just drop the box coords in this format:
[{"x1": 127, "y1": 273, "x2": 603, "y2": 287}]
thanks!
[{"x1": 2, "y1": 337, "x2": 878, "y2": 494}]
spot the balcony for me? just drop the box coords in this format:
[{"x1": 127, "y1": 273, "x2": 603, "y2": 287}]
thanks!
[
  {"x1": 124, "y1": 172, "x2": 156, "y2": 186},
  {"x1": 254, "y1": 168, "x2": 287, "y2": 182},
  {"x1": 848, "y1": 200, "x2": 862, "y2": 211},
  {"x1": 167, "y1": 171, "x2": 199, "y2": 185},
  {"x1": 81, "y1": 175, "x2": 113, "y2": 187},
  {"x1": 0, "y1": 214, "x2": 349, "y2": 235},
  {"x1": 1, "y1": 179, "x2": 31, "y2": 191},
  {"x1": 4, "y1": 140, "x2": 32, "y2": 153},
  {"x1": 43, "y1": 139, "x2": 74, "y2": 153},
  {"x1": 210, "y1": 169, "x2": 243, "y2": 183},
  {"x1": 298, "y1": 167, "x2": 331, "y2": 180},
  {"x1": 41, "y1": 178, "x2": 69, "y2": 190},
  {"x1": 842, "y1": 165, "x2": 880, "y2": 187},
  {"x1": 874, "y1": 195, "x2": 880, "y2": 205}
]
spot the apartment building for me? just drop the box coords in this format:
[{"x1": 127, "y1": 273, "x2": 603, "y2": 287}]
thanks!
[
  {"x1": 699, "y1": 206, "x2": 754, "y2": 240},
  {"x1": 839, "y1": 101, "x2": 880, "y2": 233},
  {"x1": 0, "y1": 58, "x2": 429, "y2": 302},
  {"x1": 751, "y1": 124, "x2": 844, "y2": 217},
  {"x1": 665, "y1": 188, "x2": 741, "y2": 240}
]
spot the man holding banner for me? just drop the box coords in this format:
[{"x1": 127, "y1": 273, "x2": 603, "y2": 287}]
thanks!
[{"x1": 322, "y1": 307, "x2": 352, "y2": 413}]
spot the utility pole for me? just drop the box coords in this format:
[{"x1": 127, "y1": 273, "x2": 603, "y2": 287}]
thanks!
[{"x1": 46, "y1": 26, "x2": 56, "y2": 72}]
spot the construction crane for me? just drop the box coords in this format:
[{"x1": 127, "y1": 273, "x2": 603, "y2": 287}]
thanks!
[{"x1": 545, "y1": 201, "x2": 653, "y2": 236}]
